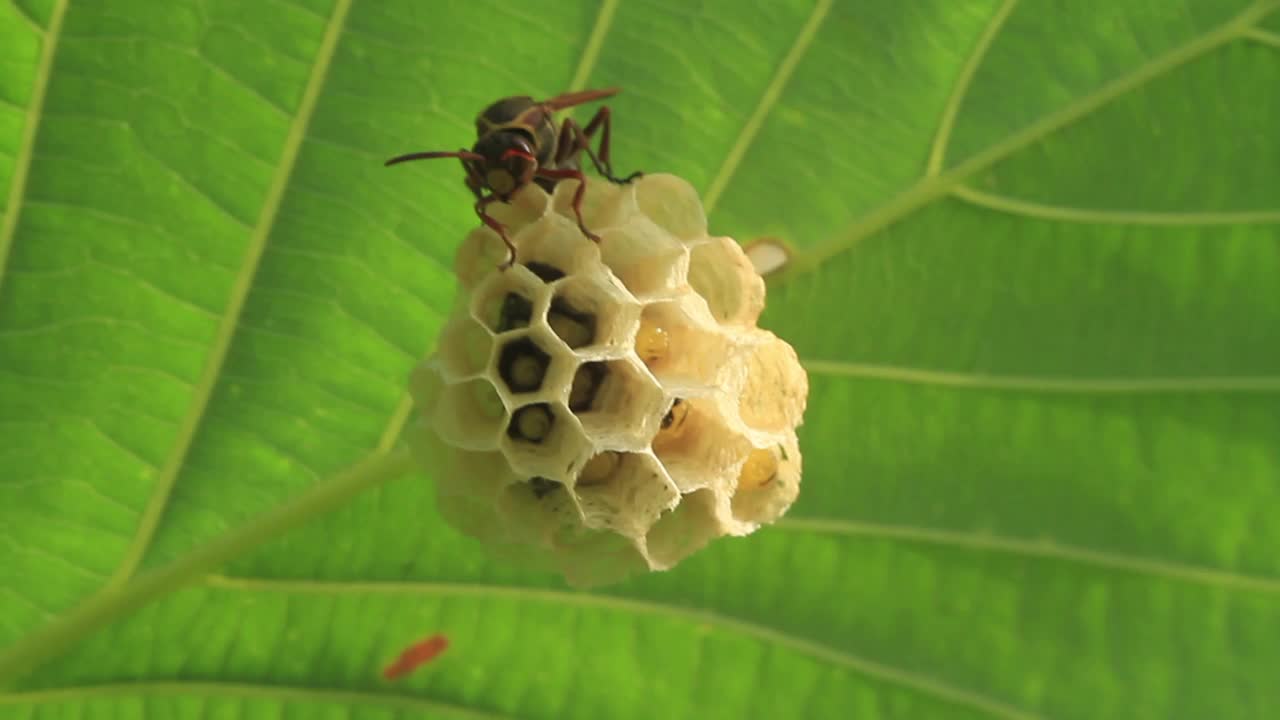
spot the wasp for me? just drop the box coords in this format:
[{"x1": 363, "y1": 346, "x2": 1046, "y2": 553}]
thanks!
[{"x1": 385, "y1": 88, "x2": 642, "y2": 270}]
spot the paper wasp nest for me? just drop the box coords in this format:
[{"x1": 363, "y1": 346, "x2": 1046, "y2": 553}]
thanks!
[{"x1": 408, "y1": 174, "x2": 808, "y2": 587}]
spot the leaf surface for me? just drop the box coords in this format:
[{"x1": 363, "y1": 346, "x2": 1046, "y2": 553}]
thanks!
[{"x1": 2, "y1": 1, "x2": 1279, "y2": 718}]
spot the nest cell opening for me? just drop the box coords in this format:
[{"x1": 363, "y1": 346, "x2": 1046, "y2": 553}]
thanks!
[
  {"x1": 572, "y1": 450, "x2": 677, "y2": 537},
  {"x1": 497, "y1": 335, "x2": 553, "y2": 396},
  {"x1": 644, "y1": 489, "x2": 724, "y2": 569},
  {"x1": 569, "y1": 357, "x2": 667, "y2": 449},
  {"x1": 472, "y1": 270, "x2": 546, "y2": 334},
  {"x1": 431, "y1": 378, "x2": 507, "y2": 451},
  {"x1": 598, "y1": 216, "x2": 687, "y2": 301},
  {"x1": 430, "y1": 448, "x2": 518, "y2": 543},
  {"x1": 548, "y1": 275, "x2": 640, "y2": 356},
  {"x1": 735, "y1": 337, "x2": 809, "y2": 434},
  {"x1": 436, "y1": 315, "x2": 494, "y2": 382},
  {"x1": 525, "y1": 262, "x2": 567, "y2": 283},
  {"x1": 495, "y1": 473, "x2": 584, "y2": 548},
  {"x1": 500, "y1": 401, "x2": 592, "y2": 481},
  {"x1": 632, "y1": 173, "x2": 708, "y2": 243},
  {"x1": 511, "y1": 214, "x2": 599, "y2": 277},
  {"x1": 549, "y1": 523, "x2": 651, "y2": 589},
  {"x1": 635, "y1": 299, "x2": 732, "y2": 384},
  {"x1": 549, "y1": 172, "x2": 636, "y2": 236},
  {"x1": 730, "y1": 437, "x2": 802, "y2": 526},
  {"x1": 650, "y1": 397, "x2": 752, "y2": 492},
  {"x1": 686, "y1": 236, "x2": 764, "y2": 327},
  {"x1": 483, "y1": 182, "x2": 550, "y2": 235}
]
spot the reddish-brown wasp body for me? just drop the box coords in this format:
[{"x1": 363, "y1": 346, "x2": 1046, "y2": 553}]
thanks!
[{"x1": 385, "y1": 88, "x2": 641, "y2": 269}]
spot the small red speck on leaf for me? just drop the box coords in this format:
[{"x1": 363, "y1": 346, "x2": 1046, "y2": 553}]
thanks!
[{"x1": 382, "y1": 633, "x2": 449, "y2": 680}]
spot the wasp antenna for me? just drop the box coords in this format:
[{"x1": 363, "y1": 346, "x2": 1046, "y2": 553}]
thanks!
[
  {"x1": 541, "y1": 87, "x2": 621, "y2": 112},
  {"x1": 385, "y1": 150, "x2": 484, "y2": 167}
]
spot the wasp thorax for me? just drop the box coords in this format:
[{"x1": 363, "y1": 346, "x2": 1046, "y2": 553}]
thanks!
[{"x1": 408, "y1": 173, "x2": 808, "y2": 588}]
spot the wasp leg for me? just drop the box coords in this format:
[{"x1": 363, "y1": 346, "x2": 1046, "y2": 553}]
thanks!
[
  {"x1": 560, "y1": 108, "x2": 643, "y2": 185},
  {"x1": 475, "y1": 195, "x2": 516, "y2": 270},
  {"x1": 535, "y1": 167, "x2": 600, "y2": 243}
]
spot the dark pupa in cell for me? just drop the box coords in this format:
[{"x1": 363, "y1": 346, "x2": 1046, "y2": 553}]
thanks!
[
  {"x1": 507, "y1": 403, "x2": 555, "y2": 443},
  {"x1": 524, "y1": 262, "x2": 566, "y2": 283},
  {"x1": 529, "y1": 476, "x2": 562, "y2": 498},
  {"x1": 547, "y1": 297, "x2": 597, "y2": 349},
  {"x1": 567, "y1": 361, "x2": 607, "y2": 413},
  {"x1": 498, "y1": 337, "x2": 551, "y2": 394},
  {"x1": 496, "y1": 292, "x2": 533, "y2": 332}
]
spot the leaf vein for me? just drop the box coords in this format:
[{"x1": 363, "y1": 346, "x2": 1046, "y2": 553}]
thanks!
[
  {"x1": 1242, "y1": 26, "x2": 1280, "y2": 48},
  {"x1": 803, "y1": 360, "x2": 1280, "y2": 393},
  {"x1": 566, "y1": 0, "x2": 621, "y2": 97},
  {"x1": 782, "y1": 2, "x2": 1275, "y2": 281},
  {"x1": 0, "y1": 0, "x2": 66, "y2": 297},
  {"x1": 202, "y1": 575, "x2": 1040, "y2": 720},
  {"x1": 7, "y1": 0, "x2": 44, "y2": 34},
  {"x1": 106, "y1": 0, "x2": 354, "y2": 590},
  {"x1": 926, "y1": 0, "x2": 1020, "y2": 176},
  {"x1": 0, "y1": 681, "x2": 517, "y2": 720},
  {"x1": 953, "y1": 184, "x2": 1280, "y2": 225},
  {"x1": 703, "y1": 0, "x2": 832, "y2": 214},
  {"x1": 777, "y1": 517, "x2": 1280, "y2": 594}
]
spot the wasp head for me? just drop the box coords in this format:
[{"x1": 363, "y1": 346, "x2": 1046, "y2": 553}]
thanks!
[{"x1": 473, "y1": 131, "x2": 538, "y2": 200}]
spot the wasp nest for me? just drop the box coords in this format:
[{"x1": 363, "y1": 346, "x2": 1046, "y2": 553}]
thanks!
[{"x1": 408, "y1": 174, "x2": 808, "y2": 587}]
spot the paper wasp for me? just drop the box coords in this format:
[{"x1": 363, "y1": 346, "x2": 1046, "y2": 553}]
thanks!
[{"x1": 385, "y1": 88, "x2": 642, "y2": 270}]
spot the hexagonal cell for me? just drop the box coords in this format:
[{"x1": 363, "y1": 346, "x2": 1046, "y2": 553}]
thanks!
[
  {"x1": 489, "y1": 326, "x2": 577, "y2": 408},
  {"x1": 436, "y1": 446, "x2": 518, "y2": 500},
  {"x1": 644, "y1": 489, "x2": 727, "y2": 570},
  {"x1": 571, "y1": 450, "x2": 678, "y2": 537},
  {"x1": 651, "y1": 397, "x2": 753, "y2": 492},
  {"x1": 567, "y1": 357, "x2": 668, "y2": 448},
  {"x1": 500, "y1": 401, "x2": 594, "y2": 481},
  {"x1": 735, "y1": 334, "x2": 809, "y2": 434},
  {"x1": 549, "y1": 523, "x2": 652, "y2": 589},
  {"x1": 495, "y1": 473, "x2": 585, "y2": 548},
  {"x1": 550, "y1": 172, "x2": 640, "y2": 235},
  {"x1": 454, "y1": 226, "x2": 511, "y2": 291},
  {"x1": 633, "y1": 173, "x2": 707, "y2": 243},
  {"x1": 687, "y1": 236, "x2": 765, "y2": 327},
  {"x1": 730, "y1": 435, "x2": 802, "y2": 527},
  {"x1": 496, "y1": 335, "x2": 552, "y2": 395},
  {"x1": 436, "y1": 314, "x2": 494, "y2": 382},
  {"x1": 470, "y1": 267, "x2": 549, "y2": 334},
  {"x1": 486, "y1": 181, "x2": 551, "y2": 233},
  {"x1": 598, "y1": 216, "x2": 688, "y2": 301},
  {"x1": 525, "y1": 262, "x2": 567, "y2": 283},
  {"x1": 547, "y1": 275, "x2": 640, "y2": 356},
  {"x1": 433, "y1": 448, "x2": 518, "y2": 541},
  {"x1": 634, "y1": 296, "x2": 736, "y2": 385},
  {"x1": 509, "y1": 214, "x2": 599, "y2": 279},
  {"x1": 430, "y1": 378, "x2": 506, "y2": 451}
]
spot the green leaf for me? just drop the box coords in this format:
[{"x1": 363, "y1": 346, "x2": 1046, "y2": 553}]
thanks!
[{"x1": 2, "y1": 0, "x2": 1278, "y2": 718}]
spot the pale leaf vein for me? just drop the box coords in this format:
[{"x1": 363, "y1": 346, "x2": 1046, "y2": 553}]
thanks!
[
  {"x1": 202, "y1": 574, "x2": 1040, "y2": 720},
  {"x1": 106, "y1": 0, "x2": 354, "y2": 590}
]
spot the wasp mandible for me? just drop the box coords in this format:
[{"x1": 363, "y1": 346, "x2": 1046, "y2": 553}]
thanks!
[{"x1": 385, "y1": 88, "x2": 642, "y2": 270}]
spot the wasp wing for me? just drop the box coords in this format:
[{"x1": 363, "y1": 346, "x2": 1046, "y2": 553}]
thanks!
[{"x1": 539, "y1": 87, "x2": 620, "y2": 112}]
